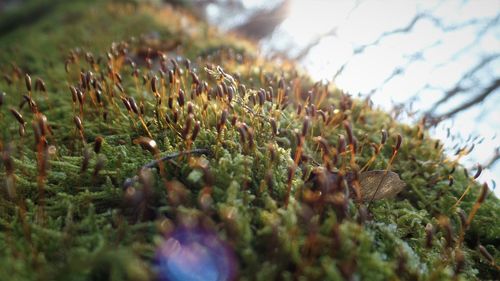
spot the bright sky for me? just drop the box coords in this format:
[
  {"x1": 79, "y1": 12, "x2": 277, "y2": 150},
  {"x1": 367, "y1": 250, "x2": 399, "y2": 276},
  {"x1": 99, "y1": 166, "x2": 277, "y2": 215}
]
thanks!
[{"x1": 208, "y1": 0, "x2": 500, "y2": 197}]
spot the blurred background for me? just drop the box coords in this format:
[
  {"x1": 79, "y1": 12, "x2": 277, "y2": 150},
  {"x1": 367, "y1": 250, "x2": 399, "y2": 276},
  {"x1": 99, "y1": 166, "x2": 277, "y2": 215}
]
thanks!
[
  {"x1": 189, "y1": 0, "x2": 500, "y2": 197},
  {"x1": 2, "y1": 0, "x2": 499, "y2": 196}
]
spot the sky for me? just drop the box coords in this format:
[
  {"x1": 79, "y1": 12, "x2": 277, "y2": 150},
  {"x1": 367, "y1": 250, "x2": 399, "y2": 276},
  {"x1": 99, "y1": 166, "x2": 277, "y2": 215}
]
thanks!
[{"x1": 205, "y1": 0, "x2": 500, "y2": 197}]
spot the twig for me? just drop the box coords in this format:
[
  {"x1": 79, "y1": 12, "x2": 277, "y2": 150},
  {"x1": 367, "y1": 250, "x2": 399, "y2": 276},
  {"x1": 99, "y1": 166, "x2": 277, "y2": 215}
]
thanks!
[
  {"x1": 124, "y1": 148, "x2": 212, "y2": 187},
  {"x1": 142, "y1": 148, "x2": 211, "y2": 169}
]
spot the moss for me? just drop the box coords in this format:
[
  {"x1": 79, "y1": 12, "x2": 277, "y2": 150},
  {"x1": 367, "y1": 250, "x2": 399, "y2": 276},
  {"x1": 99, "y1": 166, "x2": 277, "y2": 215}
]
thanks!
[{"x1": 0, "y1": 1, "x2": 499, "y2": 280}]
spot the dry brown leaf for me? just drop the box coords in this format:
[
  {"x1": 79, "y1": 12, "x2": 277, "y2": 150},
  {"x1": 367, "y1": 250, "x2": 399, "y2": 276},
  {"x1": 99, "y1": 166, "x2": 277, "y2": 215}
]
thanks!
[{"x1": 359, "y1": 170, "x2": 406, "y2": 201}]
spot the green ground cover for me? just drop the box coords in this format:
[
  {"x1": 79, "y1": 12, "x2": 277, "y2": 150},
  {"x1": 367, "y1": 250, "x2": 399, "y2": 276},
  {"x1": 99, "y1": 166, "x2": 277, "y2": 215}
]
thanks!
[{"x1": 0, "y1": 1, "x2": 498, "y2": 280}]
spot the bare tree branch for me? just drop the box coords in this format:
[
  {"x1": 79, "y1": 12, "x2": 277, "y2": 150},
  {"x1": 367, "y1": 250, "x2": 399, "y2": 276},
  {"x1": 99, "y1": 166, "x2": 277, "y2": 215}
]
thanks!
[
  {"x1": 353, "y1": 14, "x2": 496, "y2": 55},
  {"x1": 361, "y1": 46, "x2": 435, "y2": 96},
  {"x1": 435, "y1": 14, "x2": 500, "y2": 66},
  {"x1": 293, "y1": 0, "x2": 365, "y2": 61},
  {"x1": 433, "y1": 78, "x2": 500, "y2": 120},
  {"x1": 331, "y1": 13, "x2": 498, "y2": 82},
  {"x1": 293, "y1": 28, "x2": 338, "y2": 60},
  {"x1": 427, "y1": 54, "x2": 499, "y2": 113},
  {"x1": 483, "y1": 147, "x2": 500, "y2": 169}
]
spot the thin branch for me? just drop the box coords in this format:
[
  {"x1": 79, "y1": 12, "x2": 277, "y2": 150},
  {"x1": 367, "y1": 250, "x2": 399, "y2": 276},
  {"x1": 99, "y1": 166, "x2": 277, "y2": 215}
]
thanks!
[
  {"x1": 435, "y1": 14, "x2": 500, "y2": 66},
  {"x1": 353, "y1": 14, "x2": 495, "y2": 55},
  {"x1": 361, "y1": 46, "x2": 433, "y2": 96},
  {"x1": 333, "y1": 13, "x2": 498, "y2": 82},
  {"x1": 123, "y1": 148, "x2": 212, "y2": 187},
  {"x1": 294, "y1": 28, "x2": 338, "y2": 61},
  {"x1": 434, "y1": 78, "x2": 500, "y2": 120},
  {"x1": 143, "y1": 148, "x2": 211, "y2": 169},
  {"x1": 427, "y1": 54, "x2": 500, "y2": 113},
  {"x1": 353, "y1": 14, "x2": 426, "y2": 55},
  {"x1": 483, "y1": 147, "x2": 500, "y2": 169},
  {"x1": 285, "y1": 0, "x2": 364, "y2": 61}
]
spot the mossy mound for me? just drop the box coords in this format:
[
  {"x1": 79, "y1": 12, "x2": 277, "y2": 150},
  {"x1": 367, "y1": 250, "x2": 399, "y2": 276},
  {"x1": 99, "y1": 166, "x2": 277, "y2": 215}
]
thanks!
[{"x1": 0, "y1": 1, "x2": 498, "y2": 280}]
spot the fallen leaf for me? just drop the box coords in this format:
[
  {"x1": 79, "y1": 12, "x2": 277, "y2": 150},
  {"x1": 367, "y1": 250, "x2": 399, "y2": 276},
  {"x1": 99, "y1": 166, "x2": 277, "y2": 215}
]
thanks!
[
  {"x1": 359, "y1": 170, "x2": 406, "y2": 201},
  {"x1": 306, "y1": 168, "x2": 406, "y2": 201}
]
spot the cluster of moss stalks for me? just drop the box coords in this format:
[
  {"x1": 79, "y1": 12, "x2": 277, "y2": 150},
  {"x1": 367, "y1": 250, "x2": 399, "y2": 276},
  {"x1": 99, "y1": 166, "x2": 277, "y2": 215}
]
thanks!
[{"x1": 0, "y1": 1, "x2": 498, "y2": 280}]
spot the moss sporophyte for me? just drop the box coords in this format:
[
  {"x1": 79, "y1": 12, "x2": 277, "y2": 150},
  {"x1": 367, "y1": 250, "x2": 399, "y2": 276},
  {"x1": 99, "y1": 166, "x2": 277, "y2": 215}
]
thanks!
[{"x1": 0, "y1": 1, "x2": 498, "y2": 280}]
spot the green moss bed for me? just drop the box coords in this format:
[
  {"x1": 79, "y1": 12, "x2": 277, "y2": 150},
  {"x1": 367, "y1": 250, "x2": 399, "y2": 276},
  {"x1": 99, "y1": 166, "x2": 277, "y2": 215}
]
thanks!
[{"x1": 0, "y1": 1, "x2": 498, "y2": 280}]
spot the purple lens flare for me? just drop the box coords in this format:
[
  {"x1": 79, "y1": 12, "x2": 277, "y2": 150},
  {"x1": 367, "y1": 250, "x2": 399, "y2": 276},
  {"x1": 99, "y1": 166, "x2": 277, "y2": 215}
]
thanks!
[{"x1": 155, "y1": 228, "x2": 237, "y2": 281}]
